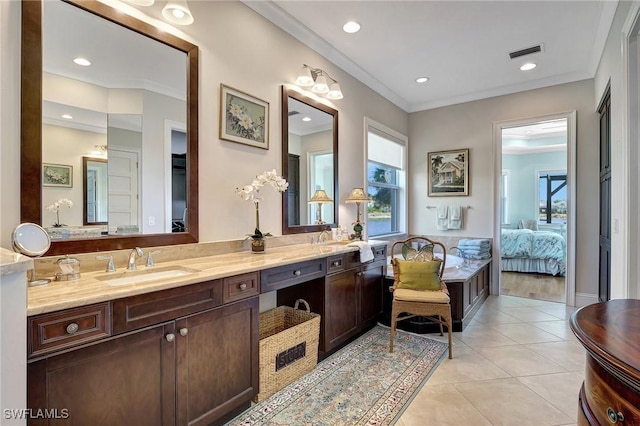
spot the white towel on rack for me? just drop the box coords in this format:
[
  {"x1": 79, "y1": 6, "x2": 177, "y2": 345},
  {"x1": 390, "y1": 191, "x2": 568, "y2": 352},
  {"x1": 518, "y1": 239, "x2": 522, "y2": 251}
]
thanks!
[
  {"x1": 436, "y1": 206, "x2": 448, "y2": 231},
  {"x1": 346, "y1": 241, "x2": 375, "y2": 263},
  {"x1": 448, "y1": 205, "x2": 463, "y2": 230}
]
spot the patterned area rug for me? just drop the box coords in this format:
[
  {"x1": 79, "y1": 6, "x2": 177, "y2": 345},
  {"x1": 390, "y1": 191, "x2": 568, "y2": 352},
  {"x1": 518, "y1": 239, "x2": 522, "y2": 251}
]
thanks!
[{"x1": 227, "y1": 325, "x2": 448, "y2": 426}]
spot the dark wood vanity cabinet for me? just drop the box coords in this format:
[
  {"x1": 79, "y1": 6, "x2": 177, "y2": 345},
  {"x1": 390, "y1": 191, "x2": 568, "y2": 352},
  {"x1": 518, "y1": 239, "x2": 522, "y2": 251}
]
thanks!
[
  {"x1": 27, "y1": 276, "x2": 260, "y2": 426},
  {"x1": 277, "y1": 246, "x2": 387, "y2": 358}
]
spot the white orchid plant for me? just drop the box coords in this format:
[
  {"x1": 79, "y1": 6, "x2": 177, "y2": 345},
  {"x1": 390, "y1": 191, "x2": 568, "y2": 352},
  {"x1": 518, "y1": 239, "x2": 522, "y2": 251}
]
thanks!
[
  {"x1": 236, "y1": 169, "x2": 288, "y2": 239},
  {"x1": 46, "y1": 198, "x2": 73, "y2": 227}
]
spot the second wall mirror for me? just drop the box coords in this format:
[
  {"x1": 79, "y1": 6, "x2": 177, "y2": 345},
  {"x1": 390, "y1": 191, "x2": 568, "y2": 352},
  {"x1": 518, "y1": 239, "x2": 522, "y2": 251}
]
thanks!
[{"x1": 281, "y1": 86, "x2": 338, "y2": 234}]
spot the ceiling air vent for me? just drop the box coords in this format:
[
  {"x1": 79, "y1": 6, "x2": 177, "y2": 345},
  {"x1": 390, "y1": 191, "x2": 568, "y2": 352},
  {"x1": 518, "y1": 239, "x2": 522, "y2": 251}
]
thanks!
[{"x1": 509, "y1": 44, "x2": 543, "y2": 60}]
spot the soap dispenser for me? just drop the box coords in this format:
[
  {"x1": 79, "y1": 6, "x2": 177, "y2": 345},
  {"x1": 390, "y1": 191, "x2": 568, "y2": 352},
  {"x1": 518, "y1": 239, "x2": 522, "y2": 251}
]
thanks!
[{"x1": 55, "y1": 255, "x2": 81, "y2": 281}]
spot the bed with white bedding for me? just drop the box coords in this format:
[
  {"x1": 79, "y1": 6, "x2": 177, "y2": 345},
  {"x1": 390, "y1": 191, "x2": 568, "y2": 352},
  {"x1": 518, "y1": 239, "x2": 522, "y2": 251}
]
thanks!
[{"x1": 500, "y1": 229, "x2": 566, "y2": 276}]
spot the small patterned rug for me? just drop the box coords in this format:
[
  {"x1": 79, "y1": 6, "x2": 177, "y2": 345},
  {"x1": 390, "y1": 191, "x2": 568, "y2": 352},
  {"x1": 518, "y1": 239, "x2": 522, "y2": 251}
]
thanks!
[{"x1": 227, "y1": 325, "x2": 448, "y2": 426}]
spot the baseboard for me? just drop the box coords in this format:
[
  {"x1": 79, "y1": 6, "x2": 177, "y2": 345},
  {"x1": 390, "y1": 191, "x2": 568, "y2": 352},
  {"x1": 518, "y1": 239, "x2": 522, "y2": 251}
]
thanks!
[{"x1": 575, "y1": 292, "x2": 599, "y2": 307}]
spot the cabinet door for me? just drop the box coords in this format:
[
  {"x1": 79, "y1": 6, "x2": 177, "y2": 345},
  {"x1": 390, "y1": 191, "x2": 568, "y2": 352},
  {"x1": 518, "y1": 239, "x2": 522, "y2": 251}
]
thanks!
[
  {"x1": 176, "y1": 297, "x2": 259, "y2": 426},
  {"x1": 28, "y1": 323, "x2": 176, "y2": 426},
  {"x1": 360, "y1": 263, "x2": 384, "y2": 328},
  {"x1": 325, "y1": 270, "x2": 358, "y2": 350}
]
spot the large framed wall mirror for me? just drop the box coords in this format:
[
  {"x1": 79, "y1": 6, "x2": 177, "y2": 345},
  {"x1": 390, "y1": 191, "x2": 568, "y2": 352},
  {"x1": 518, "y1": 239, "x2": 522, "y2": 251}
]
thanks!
[
  {"x1": 281, "y1": 86, "x2": 338, "y2": 234},
  {"x1": 21, "y1": 0, "x2": 199, "y2": 255}
]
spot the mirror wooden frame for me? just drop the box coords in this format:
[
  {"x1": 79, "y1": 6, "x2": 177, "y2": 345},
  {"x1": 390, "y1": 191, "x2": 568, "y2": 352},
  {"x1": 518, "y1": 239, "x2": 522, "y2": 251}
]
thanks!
[
  {"x1": 281, "y1": 86, "x2": 338, "y2": 234},
  {"x1": 21, "y1": 0, "x2": 199, "y2": 255}
]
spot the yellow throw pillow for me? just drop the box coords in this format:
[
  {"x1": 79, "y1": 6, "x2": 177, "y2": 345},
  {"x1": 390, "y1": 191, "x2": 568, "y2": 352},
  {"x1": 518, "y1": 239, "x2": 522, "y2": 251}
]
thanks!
[{"x1": 395, "y1": 259, "x2": 442, "y2": 291}]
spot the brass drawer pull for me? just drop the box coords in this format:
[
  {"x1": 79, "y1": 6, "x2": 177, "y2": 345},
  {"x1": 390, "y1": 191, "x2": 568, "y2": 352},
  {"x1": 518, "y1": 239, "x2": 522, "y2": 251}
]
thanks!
[
  {"x1": 607, "y1": 407, "x2": 624, "y2": 424},
  {"x1": 66, "y1": 322, "x2": 79, "y2": 335},
  {"x1": 239, "y1": 283, "x2": 247, "y2": 291}
]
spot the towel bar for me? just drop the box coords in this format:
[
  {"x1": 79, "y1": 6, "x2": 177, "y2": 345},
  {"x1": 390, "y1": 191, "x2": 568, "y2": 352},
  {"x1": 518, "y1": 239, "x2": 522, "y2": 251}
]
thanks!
[{"x1": 426, "y1": 205, "x2": 471, "y2": 209}]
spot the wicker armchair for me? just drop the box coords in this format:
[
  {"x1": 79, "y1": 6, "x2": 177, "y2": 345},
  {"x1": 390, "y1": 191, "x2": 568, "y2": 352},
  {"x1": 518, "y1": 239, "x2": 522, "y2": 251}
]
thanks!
[{"x1": 389, "y1": 236, "x2": 453, "y2": 359}]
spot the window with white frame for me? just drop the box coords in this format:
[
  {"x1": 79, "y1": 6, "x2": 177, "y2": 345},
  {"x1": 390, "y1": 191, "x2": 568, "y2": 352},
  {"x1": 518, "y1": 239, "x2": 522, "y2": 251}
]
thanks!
[{"x1": 366, "y1": 119, "x2": 407, "y2": 237}]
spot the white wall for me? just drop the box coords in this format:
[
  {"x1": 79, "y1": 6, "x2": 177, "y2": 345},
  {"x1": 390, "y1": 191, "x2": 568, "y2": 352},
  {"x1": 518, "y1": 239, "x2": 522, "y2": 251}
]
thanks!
[
  {"x1": 594, "y1": 0, "x2": 637, "y2": 300},
  {"x1": 502, "y1": 150, "x2": 567, "y2": 227},
  {"x1": 0, "y1": 0, "x2": 408, "y2": 248},
  {"x1": 408, "y1": 79, "x2": 599, "y2": 297}
]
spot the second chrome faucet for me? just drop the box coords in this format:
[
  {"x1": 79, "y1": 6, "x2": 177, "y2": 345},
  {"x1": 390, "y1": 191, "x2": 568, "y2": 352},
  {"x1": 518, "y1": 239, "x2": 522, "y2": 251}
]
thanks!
[{"x1": 127, "y1": 247, "x2": 144, "y2": 270}]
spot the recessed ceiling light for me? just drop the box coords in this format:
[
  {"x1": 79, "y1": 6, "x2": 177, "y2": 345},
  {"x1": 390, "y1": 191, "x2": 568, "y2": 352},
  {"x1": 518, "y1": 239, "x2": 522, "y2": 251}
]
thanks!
[
  {"x1": 520, "y1": 63, "x2": 536, "y2": 71},
  {"x1": 343, "y1": 21, "x2": 361, "y2": 34},
  {"x1": 302, "y1": 117, "x2": 312, "y2": 122},
  {"x1": 73, "y1": 57, "x2": 91, "y2": 66},
  {"x1": 61, "y1": 114, "x2": 73, "y2": 119},
  {"x1": 416, "y1": 77, "x2": 429, "y2": 83}
]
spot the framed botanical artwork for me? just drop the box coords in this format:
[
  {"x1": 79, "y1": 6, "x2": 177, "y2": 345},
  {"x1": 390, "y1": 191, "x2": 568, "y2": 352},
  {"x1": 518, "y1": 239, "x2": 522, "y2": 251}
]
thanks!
[
  {"x1": 427, "y1": 148, "x2": 469, "y2": 196},
  {"x1": 42, "y1": 163, "x2": 73, "y2": 188},
  {"x1": 220, "y1": 84, "x2": 269, "y2": 149}
]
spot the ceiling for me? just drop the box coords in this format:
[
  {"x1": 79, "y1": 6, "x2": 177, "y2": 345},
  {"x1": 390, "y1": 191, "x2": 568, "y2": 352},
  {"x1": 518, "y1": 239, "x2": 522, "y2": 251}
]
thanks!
[{"x1": 245, "y1": 0, "x2": 618, "y2": 113}]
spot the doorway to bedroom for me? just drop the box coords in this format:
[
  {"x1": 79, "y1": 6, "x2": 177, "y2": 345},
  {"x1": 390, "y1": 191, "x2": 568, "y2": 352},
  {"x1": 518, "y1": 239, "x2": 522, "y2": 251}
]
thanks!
[{"x1": 496, "y1": 113, "x2": 575, "y2": 305}]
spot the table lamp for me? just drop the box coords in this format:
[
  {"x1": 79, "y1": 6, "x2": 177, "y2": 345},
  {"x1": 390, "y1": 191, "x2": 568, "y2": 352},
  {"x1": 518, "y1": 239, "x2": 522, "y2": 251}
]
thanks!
[
  {"x1": 308, "y1": 189, "x2": 333, "y2": 224},
  {"x1": 345, "y1": 187, "x2": 371, "y2": 240}
]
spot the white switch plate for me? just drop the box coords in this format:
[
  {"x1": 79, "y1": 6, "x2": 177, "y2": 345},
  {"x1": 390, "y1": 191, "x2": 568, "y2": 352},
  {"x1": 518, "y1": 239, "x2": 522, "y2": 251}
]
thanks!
[{"x1": 149, "y1": 216, "x2": 155, "y2": 226}]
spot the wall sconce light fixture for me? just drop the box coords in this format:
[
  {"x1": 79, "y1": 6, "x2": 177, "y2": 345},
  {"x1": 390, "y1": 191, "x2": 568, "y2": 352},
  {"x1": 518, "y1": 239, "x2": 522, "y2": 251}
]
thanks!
[
  {"x1": 162, "y1": 0, "x2": 194, "y2": 25},
  {"x1": 308, "y1": 189, "x2": 333, "y2": 224},
  {"x1": 345, "y1": 188, "x2": 371, "y2": 240},
  {"x1": 295, "y1": 64, "x2": 344, "y2": 100}
]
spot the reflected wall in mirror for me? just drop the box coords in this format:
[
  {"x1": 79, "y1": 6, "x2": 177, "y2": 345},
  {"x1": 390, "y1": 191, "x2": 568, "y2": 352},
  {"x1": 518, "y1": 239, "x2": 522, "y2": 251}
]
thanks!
[
  {"x1": 83, "y1": 157, "x2": 107, "y2": 225},
  {"x1": 21, "y1": 0, "x2": 199, "y2": 255},
  {"x1": 281, "y1": 86, "x2": 338, "y2": 234}
]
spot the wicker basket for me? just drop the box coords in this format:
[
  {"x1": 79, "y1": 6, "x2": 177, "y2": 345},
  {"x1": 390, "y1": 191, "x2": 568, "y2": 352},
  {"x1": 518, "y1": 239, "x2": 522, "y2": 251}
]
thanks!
[{"x1": 254, "y1": 299, "x2": 321, "y2": 402}]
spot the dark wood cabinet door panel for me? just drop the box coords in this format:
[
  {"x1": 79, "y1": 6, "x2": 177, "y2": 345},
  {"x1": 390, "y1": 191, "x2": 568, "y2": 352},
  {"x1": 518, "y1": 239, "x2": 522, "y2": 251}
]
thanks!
[
  {"x1": 28, "y1": 323, "x2": 176, "y2": 426},
  {"x1": 112, "y1": 279, "x2": 223, "y2": 333},
  {"x1": 325, "y1": 270, "x2": 358, "y2": 349},
  {"x1": 176, "y1": 297, "x2": 259, "y2": 426},
  {"x1": 360, "y1": 263, "x2": 383, "y2": 328}
]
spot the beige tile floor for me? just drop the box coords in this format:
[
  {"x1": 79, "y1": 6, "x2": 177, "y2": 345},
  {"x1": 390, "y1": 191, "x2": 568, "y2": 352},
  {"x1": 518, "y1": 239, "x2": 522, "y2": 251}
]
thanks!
[{"x1": 397, "y1": 295, "x2": 584, "y2": 426}]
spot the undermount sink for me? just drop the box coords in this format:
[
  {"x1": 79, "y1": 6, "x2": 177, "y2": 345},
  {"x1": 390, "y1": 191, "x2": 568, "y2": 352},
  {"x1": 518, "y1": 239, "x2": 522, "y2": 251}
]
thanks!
[{"x1": 96, "y1": 265, "x2": 201, "y2": 286}]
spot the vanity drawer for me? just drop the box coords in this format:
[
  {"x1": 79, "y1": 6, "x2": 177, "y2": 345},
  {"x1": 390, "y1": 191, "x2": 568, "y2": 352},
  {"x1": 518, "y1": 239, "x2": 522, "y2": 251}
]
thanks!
[
  {"x1": 327, "y1": 255, "x2": 345, "y2": 274},
  {"x1": 28, "y1": 302, "x2": 111, "y2": 358},
  {"x1": 261, "y1": 259, "x2": 325, "y2": 292},
  {"x1": 223, "y1": 272, "x2": 259, "y2": 303},
  {"x1": 112, "y1": 279, "x2": 223, "y2": 333}
]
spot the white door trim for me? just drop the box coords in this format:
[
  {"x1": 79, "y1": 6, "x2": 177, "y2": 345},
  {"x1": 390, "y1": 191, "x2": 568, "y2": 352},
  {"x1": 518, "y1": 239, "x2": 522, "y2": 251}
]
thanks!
[{"x1": 492, "y1": 111, "x2": 577, "y2": 306}]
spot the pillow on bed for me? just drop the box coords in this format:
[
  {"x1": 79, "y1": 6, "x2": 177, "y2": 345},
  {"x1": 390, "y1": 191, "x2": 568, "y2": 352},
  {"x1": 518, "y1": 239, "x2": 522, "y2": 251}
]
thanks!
[
  {"x1": 518, "y1": 219, "x2": 538, "y2": 231},
  {"x1": 394, "y1": 259, "x2": 442, "y2": 291}
]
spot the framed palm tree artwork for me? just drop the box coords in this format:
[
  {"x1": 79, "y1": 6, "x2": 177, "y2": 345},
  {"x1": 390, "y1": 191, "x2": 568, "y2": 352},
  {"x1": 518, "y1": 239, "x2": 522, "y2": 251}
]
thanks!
[{"x1": 428, "y1": 149, "x2": 469, "y2": 196}]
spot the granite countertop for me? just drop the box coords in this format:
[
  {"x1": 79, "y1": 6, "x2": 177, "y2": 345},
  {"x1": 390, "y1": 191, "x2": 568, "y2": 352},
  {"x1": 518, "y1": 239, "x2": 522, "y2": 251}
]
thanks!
[
  {"x1": 385, "y1": 257, "x2": 492, "y2": 281},
  {"x1": 28, "y1": 241, "x2": 387, "y2": 317},
  {"x1": 0, "y1": 247, "x2": 34, "y2": 277}
]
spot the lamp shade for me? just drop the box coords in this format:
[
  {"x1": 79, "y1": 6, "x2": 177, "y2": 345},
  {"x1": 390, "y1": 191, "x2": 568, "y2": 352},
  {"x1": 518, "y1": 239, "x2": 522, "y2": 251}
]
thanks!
[
  {"x1": 162, "y1": 0, "x2": 194, "y2": 25},
  {"x1": 308, "y1": 189, "x2": 333, "y2": 203},
  {"x1": 311, "y1": 75, "x2": 329, "y2": 94},
  {"x1": 345, "y1": 188, "x2": 371, "y2": 203},
  {"x1": 295, "y1": 66, "x2": 314, "y2": 87},
  {"x1": 326, "y1": 83, "x2": 344, "y2": 100}
]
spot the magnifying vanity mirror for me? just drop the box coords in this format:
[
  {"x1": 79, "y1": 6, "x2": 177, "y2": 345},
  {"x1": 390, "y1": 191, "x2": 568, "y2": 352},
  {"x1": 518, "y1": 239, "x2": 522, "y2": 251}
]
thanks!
[
  {"x1": 281, "y1": 86, "x2": 339, "y2": 234},
  {"x1": 21, "y1": 0, "x2": 199, "y2": 255}
]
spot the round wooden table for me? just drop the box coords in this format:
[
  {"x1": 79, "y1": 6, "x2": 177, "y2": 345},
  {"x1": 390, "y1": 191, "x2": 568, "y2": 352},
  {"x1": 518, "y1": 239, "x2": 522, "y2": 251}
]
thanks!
[{"x1": 570, "y1": 299, "x2": 640, "y2": 425}]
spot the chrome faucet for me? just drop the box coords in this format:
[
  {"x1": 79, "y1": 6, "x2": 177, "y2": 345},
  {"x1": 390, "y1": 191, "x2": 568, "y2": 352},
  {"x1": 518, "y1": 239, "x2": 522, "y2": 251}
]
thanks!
[
  {"x1": 127, "y1": 247, "x2": 144, "y2": 270},
  {"x1": 319, "y1": 230, "x2": 330, "y2": 244}
]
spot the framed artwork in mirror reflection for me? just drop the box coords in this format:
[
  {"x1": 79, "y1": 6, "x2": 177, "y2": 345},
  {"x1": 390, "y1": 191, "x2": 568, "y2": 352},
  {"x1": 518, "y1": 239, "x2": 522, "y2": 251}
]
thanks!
[
  {"x1": 220, "y1": 84, "x2": 269, "y2": 149},
  {"x1": 43, "y1": 163, "x2": 73, "y2": 188}
]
